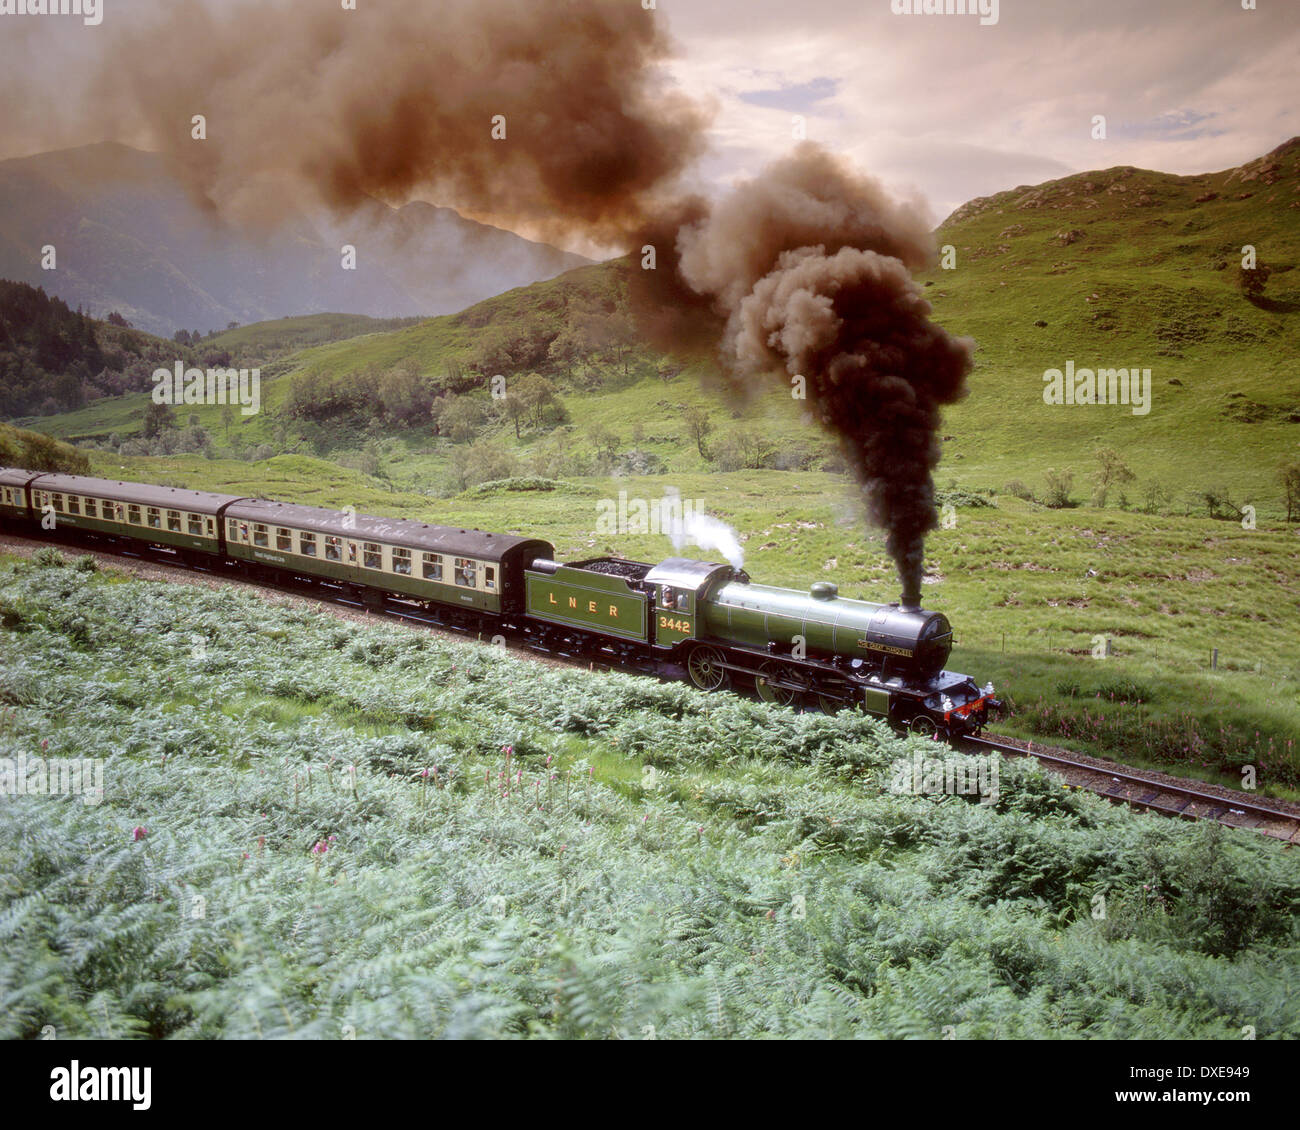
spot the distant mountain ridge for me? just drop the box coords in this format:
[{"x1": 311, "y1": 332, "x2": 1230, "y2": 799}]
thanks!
[{"x1": 0, "y1": 142, "x2": 591, "y2": 338}]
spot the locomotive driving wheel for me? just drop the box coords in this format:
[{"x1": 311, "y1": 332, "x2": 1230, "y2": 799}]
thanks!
[
  {"x1": 755, "y1": 661, "x2": 801, "y2": 707},
  {"x1": 687, "y1": 645, "x2": 729, "y2": 692},
  {"x1": 909, "y1": 715, "x2": 939, "y2": 739}
]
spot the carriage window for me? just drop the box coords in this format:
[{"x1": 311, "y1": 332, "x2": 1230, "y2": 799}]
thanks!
[
  {"x1": 454, "y1": 558, "x2": 477, "y2": 587},
  {"x1": 253, "y1": 524, "x2": 269, "y2": 547},
  {"x1": 51, "y1": 493, "x2": 64, "y2": 512},
  {"x1": 484, "y1": 566, "x2": 495, "y2": 590},
  {"x1": 325, "y1": 536, "x2": 342, "y2": 561},
  {"x1": 83, "y1": 497, "x2": 97, "y2": 518},
  {"x1": 206, "y1": 518, "x2": 215, "y2": 536},
  {"x1": 391, "y1": 547, "x2": 412, "y2": 575},
  {"x1": 300, "y1": 532, "x2": 317, "y2": 556},
  {"x1": 276, "y1": 527, "x2": 292, "y2": 551},
  {"x1": 422, "y1": 553, "x2": 443, "y2": 581},
  {"x1": 188, "y1": 513, "x2": 204, "y2": 536},
  {"x1": 228, "y1": 519, "x2": 239, "y2": 540},
  {"x1": 67, "y1": 495, "x2": 81, "y2": 515},
  {"x1": 128, "y1": 505, "x2": 141, "y2": 524},
  {"x1": 147, "y1": 507, "x2": 161, "y2": 528},
  {"x1": 167, "y1": 510, "x2": 182, "y2": 532},
  {"x1": 363, "y1": 542, "x2": 383, "y2": 569}
]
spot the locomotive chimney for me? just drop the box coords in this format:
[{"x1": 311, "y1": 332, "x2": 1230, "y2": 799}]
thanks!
[{"x1": 900, "y1": 583, "x2": 922, "y2": 612}]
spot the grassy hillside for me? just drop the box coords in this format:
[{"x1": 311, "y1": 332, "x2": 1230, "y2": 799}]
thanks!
[
  {"x1": 201, "y1": 312, "x2": 428, "y2": 365},
  {"x1": 0, "y1": 421, "x2": 90, "y2": 473},
  {"x1": 921, "y1": 137, "x2": 1300, "y2": 506},
  {"x1": 2, "y1": 552, "x2": 1296, "y2": 1039}
]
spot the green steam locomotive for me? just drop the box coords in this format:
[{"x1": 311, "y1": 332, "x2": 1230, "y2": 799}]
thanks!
[{"x1": 0, "y1": 467, "x2": 1000, "y2": 738}]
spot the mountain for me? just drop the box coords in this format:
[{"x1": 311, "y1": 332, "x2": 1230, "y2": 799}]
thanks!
[
  {"x1": 13, "y1": 138, "x2": 1300, "y2": 515},
  {"x1": 0, "y1": 143, "x2": 591, "y2": 338},
  {"x1": 920, "y1": 136, "x2": 1300, "y2": 489}
]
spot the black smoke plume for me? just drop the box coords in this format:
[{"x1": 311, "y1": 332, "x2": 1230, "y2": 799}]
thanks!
[{"x1": 85, "y1": 3, "x2": 971, "y2": 600}]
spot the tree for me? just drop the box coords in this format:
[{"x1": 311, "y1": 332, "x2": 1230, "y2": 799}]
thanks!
[
  {"x1": 1280, "y1": 461, "x2": 1300, "y2": 523},
  {"x1": 546, "y1": 325, "x2": 584, "y2": 378},
  {"x1": 220, "y1": 405, "x2": 235, "y2": 441},
  {"x1": 447, "y1": 439, "x2": 520, "y2": 491},
  {"x1": 684, "y1": 406, "x2": 714, "y2": 459},
  {"x1": 106, "y1": 311, "x2": 132, "y2": 328},
  {"x1": 378, "y1": 361, "x2": 432, "y2": 426},
  {"x1": 438, "y1": 395, "x2": 487, "y2": 443},
  {"x1": 1042, "y1": 467, "x2": 1074, "y2": 509},
  {"x1": 608, "y1": 302, "x2": 637, "y2": 377},
  {"x1": 516, "y1": 372, "x2": 558, "y2": 428},
  {"x1": 1092, "y1": 448, "x2": 1136, "y2": 508},
  {"x1": 588, "y1": 423, "x2": 620, "y2": 462},
  {"x1": 142, "y1": 401, "x2": 177, "y2": 439}
]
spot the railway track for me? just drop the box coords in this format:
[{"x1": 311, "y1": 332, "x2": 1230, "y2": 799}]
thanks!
[
  {"x1": 5, "y1": 529, "x2": 1298, "y2": 843},
  {"x1": 965, "y1": 735, "x2": 1300, "y2": 844}
]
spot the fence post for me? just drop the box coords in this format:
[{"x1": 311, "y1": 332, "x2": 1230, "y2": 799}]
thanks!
[{"x1": 1211, "y1": 648, "x2": 1218, "y2": 670}]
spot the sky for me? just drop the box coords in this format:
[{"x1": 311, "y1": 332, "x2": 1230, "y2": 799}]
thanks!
[
  {"x1": 657, "y1": 0, "x2": 1300, "y2": 222},
  {"x1": 1, "y1": 0, "x2": 1297, "y2": 229}
]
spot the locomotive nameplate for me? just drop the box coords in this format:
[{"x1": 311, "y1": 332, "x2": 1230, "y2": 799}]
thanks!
[{"x1": 858, "y1": 640, "x2": 915, "y2": 658}]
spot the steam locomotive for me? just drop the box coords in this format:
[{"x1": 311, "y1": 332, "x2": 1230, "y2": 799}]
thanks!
[{"x1": 0, "y1": 467, "x2": 1001, "y2": 738}]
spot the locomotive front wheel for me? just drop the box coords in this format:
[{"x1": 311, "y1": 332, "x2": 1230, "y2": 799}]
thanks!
[
  {"x1": 755, "y1": 661, "x2": 800, "y2": 706},
  {"x1": 687, "y1": 646, "x2": 729, "y2": 693}
]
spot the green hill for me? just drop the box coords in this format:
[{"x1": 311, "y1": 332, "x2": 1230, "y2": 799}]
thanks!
[
  {"x1": 921, "y1": 137, "x2": 1300, "y2": 501},
  {"x1": 0, "y1": 420, "x2": 90, "y2": 473}
]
